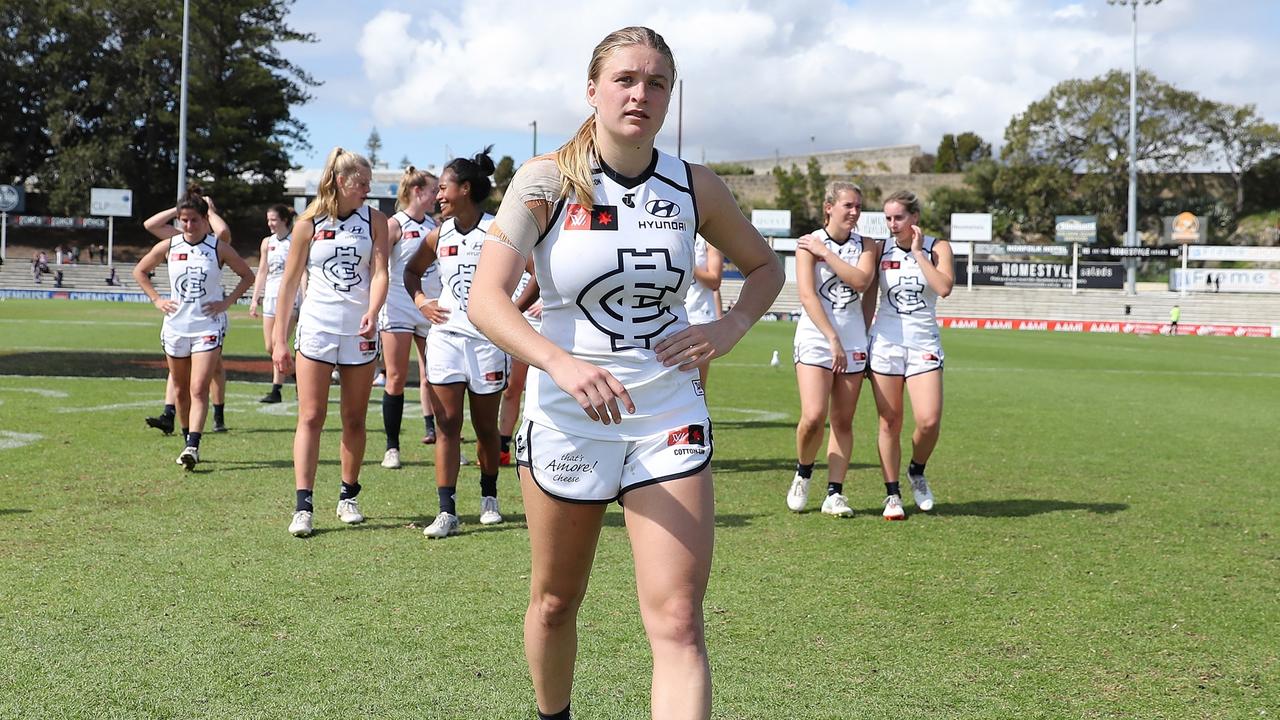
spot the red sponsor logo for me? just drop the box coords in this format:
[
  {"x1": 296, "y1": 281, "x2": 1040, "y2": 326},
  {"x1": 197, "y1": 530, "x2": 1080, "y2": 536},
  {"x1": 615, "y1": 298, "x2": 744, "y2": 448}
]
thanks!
[
  {"x1": 922, "y1": 353, "x2": 939, "y2": 362},
  {"x1": 666, "y1": 424, "x2": 706, "y2": 447},
  {"x1": 404, "y1": 230, "x2": 420, "y2": 239},
  {"x1": 173, "y1": 253, "x2": 188, "y2": 261},
  {"x1": 202, "y1": 335, "x2": 218, "y2": 343},
  {"x1": 881, "y1": 260, "x2": 901, "y2": 270},
  {"x1": 441, "y1": 245, "x2": 459, "y2": 257},
  {"x1": 564, "y1": 204, "x2": 592, "y2": 230},
  {"x1": 359, "y1": 341, "x2": 375, "y2": 352},
  {"x1": 484, "y1": 371, "x2": 505, "y2": 382},
  {"x1": 317, "y1": 229, "x2": 336, "y2": 240},
  {"x1": 853, "y1": 351, "x2": 867, "y2": 361},
  {"x1": 563, "y1": 204, "x2": 619, "y2": 231}
]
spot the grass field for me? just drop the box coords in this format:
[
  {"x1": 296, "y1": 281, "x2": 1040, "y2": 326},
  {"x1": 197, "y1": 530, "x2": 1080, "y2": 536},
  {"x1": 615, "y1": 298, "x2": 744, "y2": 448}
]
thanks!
[{"x1": 1, "y1": 298, "x2": 1277, "y2": 719}]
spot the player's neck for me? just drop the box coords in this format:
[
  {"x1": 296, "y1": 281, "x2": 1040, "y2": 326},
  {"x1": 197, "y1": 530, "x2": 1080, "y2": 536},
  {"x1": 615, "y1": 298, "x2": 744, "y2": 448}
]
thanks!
[
  {"x1": 596, "y1": 136, "x2": 654, "y2": 179},
  {"x1": 824, "y1": 222, "x2": 852, "y2": 243},
  {"x1": 451, "y1": 206, "x2": 481, "y2": 233}
]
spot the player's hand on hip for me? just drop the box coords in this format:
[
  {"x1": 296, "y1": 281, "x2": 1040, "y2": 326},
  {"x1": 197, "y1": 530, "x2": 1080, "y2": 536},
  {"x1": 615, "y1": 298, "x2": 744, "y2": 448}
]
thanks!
[
  {"x1": 154, "y1": 297, "x2": 178, "y2": 315},
  {"x1": 547, "y1": 355, "x2": 635, "y2": 425},
  {"x1": 419, "y1": 300, "x2": 449, "y2": 325}
]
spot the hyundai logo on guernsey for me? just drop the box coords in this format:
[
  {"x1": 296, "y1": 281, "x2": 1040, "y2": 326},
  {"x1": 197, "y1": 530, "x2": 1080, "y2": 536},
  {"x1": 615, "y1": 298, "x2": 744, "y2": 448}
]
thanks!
[{"x1": 645, "y1": 199, "x2": 681, "y2": 218}]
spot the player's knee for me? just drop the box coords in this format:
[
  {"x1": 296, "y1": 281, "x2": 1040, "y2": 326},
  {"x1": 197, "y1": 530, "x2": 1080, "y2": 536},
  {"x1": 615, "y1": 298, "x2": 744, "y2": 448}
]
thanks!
[
  {"x1": 796, "y1": 413, "x2": 826, "y2": 438},
  {"x1": 647, "y1": 595, "x2": 705, "y2": 650},
  {"x1": 340, "y1": 409, "x2": 366, "y2": 433},
  {"x1": 529, "y1": 591, "x2": 582, "y2": 630},
  {"x1": 879, "y1": 412, "x2": 903, "y2": 433},
  {"x1": 916, "y1": 415, "x2": 941, "y2": 436}
]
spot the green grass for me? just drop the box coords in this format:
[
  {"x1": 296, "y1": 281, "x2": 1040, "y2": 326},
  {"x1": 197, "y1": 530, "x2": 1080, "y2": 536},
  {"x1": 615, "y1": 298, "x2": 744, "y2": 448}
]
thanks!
[{"x1": 0, "y1": 299, "x2": 1277, "y2": 719}]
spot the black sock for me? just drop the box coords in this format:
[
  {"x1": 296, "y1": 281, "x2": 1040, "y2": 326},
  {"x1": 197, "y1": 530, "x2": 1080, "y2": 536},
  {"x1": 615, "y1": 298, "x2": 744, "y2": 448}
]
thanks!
[
  {"x1": 296, "y1": 489, "x2": 313, "y2": 513},
  {"x1": 271, "y1": 383, "x2": 282, "y2": 393},
  {"x1": 438, "y1": 486, "x2": 456, "y2": 515},
  {"x1": 181, "y1": 428, "x2": 189, "y2": 443},
  {"x1": 162, "y1": 404, "x2": 176, "y2": 418},
  {"x1": 796, "y1": 462, "x2": 814, "y2": 479},
  {"x1": 500, "y1": 435, "x2": 512, "y2": 453},
  {"x1": 340, "y1": 481, "x2": 361, "y2": 500},
  {"x1": 908, "y1": 460, "x2": 927, "y2": 477},
  {"x1": 382, "y1": 392, "x2": 405, "y2": 450},
  {"x1": 186, "y1": 431, "x2": 202, "y2": 449},
  {"x1": 885, "y1": 481, "x2": 901, "y2": 498},
  {"x1": 424, "y1": 415, "x2": 435, "y2": 432},
  {"x1": 537, "y1": 703, "x2": 570, "y2": 720},
  {"x1": 827, "y1": 482, "x2": 843, "y2": 497},
  {"x1": 213, "y1": 404, "x2": 225, "y2": 424},
  {"x1": 480, "y1": 472, "x2": 498, "y2": 498}
]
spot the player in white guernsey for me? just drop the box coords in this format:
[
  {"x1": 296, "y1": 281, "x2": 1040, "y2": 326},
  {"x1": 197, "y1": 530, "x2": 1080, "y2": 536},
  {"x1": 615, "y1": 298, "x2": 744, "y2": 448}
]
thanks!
[
  {"x1": 404, "y1": 149, "x2": 526, "y2": 537},
  {"x1": 376, "y1": 167, "x2": 440, "y2": 470},
  {"x1": 271, "y1": 148, "x2": 390, "y2": 538},
  {"x1": 497, "y1": 269, "x2": 543, "y2": 466},
  {"x1": 249, "y1": 204, "x2": 301, "y2": 404},
  {"x1": 133, "y1": 188, "x2": 254, "y2": 470},
  {"x1": 786, "y1": 182, "x2": 880, "y2": 517},
  {"x1": 468, "y1": 28, "x2": 783, "y2": 720},
  {"x1": 867, "y1": 190, "x2": 954, "y2": 520},
  {"x1": 682, "y1": 235, "x2": 724, "y2": 388}
]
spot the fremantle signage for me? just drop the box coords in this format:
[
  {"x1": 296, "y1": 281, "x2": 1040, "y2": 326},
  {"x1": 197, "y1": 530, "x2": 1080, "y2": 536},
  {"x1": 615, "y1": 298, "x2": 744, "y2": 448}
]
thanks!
[{"x1": 956, "y1": 260, "x2": 1124, "y2": 289}]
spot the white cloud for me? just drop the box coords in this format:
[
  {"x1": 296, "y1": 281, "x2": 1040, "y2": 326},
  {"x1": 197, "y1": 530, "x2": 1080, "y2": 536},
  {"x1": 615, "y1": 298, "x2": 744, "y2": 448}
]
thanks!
[{"x1": 350, "y1": 0, "x2": 1280, "y2": 162}]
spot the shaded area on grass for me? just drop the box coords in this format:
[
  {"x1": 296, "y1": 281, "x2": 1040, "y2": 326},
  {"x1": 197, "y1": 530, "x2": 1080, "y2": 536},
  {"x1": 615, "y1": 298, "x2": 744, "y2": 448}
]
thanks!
[
  {"x1": 0, "y1": 350, "x2": 275, "y2": 381},
  {"x1": 935, "y1": 499, "x2": 1128, "y2": 517}
]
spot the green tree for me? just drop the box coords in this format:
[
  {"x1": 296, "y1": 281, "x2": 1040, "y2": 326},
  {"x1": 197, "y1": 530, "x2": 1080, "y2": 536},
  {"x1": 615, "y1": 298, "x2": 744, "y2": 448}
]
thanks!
[
  {"x1": 1197, "y1": 101, "x2": 1280, "y2": 214},
  {"x1": 771, "y1": 164, "x2": 809, "y2": 236},
  {"x1": 805, "y1": 156, "x2": 826, "y2": 225},
  {"x1": 366, "y1": 127, "x2": 383, "y2": 169},
  {"x1": 934, "y1": 132, "x2": 991, "y2": 173},
  {"x1": 493, "y1": 155, "x2": 515, "y2": 195}
]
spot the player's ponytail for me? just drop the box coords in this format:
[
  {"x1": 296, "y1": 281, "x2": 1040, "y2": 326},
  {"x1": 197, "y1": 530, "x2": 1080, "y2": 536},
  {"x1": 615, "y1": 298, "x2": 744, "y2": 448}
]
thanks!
[
  {"x1": 302, "y1": 147, "x2": 371, "y2": 223},
  {"x1": 556, "y1": 27, "x2": 676, "y2": 207},
  {"x1": 396, "y1": 166, "x2": 438, "y2": 212}
]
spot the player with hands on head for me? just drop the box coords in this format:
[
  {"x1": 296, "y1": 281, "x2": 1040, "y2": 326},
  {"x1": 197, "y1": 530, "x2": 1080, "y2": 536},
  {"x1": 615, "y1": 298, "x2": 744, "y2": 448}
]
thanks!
[
  {"x1": 133, "y1": 187, "x2": 254, "y2": 470},
  {"x1": 786, "y1": 181, "x2": 879, "y2": 516},
  {"x1": 866, "y1": 190, "x2": 954, "y2": 520},
  {"x1": 468, "y1": 26, "x2": 783, "y2": 720},
  {"x1": 271, "y1": 147, "x2": 390, "y2": 537}
]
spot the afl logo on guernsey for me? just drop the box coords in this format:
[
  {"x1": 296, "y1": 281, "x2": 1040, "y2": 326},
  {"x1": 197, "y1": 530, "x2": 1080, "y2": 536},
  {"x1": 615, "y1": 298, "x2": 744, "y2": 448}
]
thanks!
[
  {"x1": 175, "y1": 267, "x2": 208, "y2": 302},
  {"x1": 564, "y1": 204, "x2": 619, "y2": 231},
  {"x1": 645, "y1": 199, "x2": 680, "y2": 218},
  {"x1": 576, "y1": 248, "x2": 685, "y2": 352},
  {"x1": 888, "y1": 276, "x2": 927, "y2": 313},
  {"x1": 322, "y1": 246, "x2": 363, "y2": 291}
]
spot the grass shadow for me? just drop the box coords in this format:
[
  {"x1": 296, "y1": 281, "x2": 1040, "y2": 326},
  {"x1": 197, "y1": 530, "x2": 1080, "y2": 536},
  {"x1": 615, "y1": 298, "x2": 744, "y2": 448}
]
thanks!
[
  {"x1": 713, "y1": 458, "x2": 877, "y2": 474},
  {"x1": 0, "y1": 508, "x2": 32, "y2": 516},
  {"x1": 0, "y1": 350, "x2": 276, "y2": 381},
  {"x1": 930, "y1": 499, "x2": 1129, "y2": 518}
]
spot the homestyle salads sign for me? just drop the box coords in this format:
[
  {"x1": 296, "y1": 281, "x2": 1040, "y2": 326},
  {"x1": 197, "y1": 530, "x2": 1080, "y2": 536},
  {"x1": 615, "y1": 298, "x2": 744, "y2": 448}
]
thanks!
[{"x1": 955, "y1": 260, "x2": 1124, "y2": 289}]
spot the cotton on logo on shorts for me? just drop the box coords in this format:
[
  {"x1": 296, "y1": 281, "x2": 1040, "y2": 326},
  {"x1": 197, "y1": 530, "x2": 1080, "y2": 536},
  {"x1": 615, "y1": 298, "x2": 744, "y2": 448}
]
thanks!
[{"x1": 923, "y1": 353, "x2": 939, "y2": 362}]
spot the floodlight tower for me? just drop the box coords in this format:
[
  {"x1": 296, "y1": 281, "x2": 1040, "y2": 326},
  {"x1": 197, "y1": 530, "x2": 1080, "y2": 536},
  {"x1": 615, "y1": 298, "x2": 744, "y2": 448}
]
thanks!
[
  {"x1": 176, "y1": 0, "x2": 191, "y2": 204},
  {"x1": 1107, "y1": 0, "x2": 1163, "y2": 295}
]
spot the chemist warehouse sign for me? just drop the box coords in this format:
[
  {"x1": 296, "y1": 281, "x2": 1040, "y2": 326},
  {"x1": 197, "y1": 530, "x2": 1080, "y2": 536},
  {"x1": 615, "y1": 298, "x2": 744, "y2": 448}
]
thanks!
[{"x1": 955, "y1": 260, "x2": 1124, "y2": 289}]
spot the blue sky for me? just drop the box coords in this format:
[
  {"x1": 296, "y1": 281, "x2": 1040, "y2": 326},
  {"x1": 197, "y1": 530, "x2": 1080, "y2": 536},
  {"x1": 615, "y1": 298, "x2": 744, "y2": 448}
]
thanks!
[{"x1": 278, "y1": 0, "x2": 1280, "y2": 172}]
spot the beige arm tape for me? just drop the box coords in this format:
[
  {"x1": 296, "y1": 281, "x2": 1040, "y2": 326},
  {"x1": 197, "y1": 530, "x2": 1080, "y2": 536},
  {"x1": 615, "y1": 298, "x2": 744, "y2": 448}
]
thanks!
[{"x1": 488, "y1": 158, "x2": 562, "y2": 257}]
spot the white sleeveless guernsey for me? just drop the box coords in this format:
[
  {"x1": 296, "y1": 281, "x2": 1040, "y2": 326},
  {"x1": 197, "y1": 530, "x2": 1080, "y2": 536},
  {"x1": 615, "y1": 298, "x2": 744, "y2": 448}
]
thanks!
[
  {"x1": 794, "y1": 228, "x2": 868, "y2": 349},
  {"x1": 164, "y1": 233, "x2": 225, "y2": 337},
  {"x1": 683, "y1": 235, "x2": 717, "y2": 324},
  {"x1": 263, "y1": 233, "x2": 291, "y2": 301},
  {"x1": 434, "y1": 213, "x2": 493, "y2": 340},
  {"x1": 298, "y1": 206, "x2": 373, "y2": 336},
  {"x1": 527, "y1": 149, "x2": 705, "y2": 440},
  {"x1": 387, "y1": 210, "x2": 438, "y2": 314},
  {"x1": 870, "y1": 237, "x2": 942, "y2": 353}
]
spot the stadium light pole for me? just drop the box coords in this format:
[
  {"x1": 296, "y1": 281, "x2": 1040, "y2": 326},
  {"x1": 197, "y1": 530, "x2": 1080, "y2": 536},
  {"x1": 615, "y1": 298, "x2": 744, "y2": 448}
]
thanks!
[
  {"x1": 176, "y1": 0, "x2": 191, "y2": 205},
  {"x1": 529, "y1": 121, "x2": 537, "y2": 158},
  {"x1": 1108, "y1": 0, "x2": 1162, "y2": 296}
]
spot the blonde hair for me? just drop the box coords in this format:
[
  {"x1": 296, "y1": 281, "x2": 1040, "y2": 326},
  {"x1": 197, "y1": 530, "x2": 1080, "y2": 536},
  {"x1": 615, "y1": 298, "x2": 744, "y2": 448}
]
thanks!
[
  {"x1": 556, "y1": 27, "x2": 676, "y2": 206},
  {"x1": 301, "y1": 147, "x2": 372, "y2": 222},
  {"x1": 883, "y1": 190, "x2": 922, "y2": 217},
  {"x1": 396, "y1": 166, "x2": 438, "y2": 211}
]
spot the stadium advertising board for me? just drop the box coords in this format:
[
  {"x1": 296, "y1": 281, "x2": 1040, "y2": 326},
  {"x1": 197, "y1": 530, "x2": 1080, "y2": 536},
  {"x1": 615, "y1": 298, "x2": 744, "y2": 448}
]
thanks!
[
  {"x1": 90, "y1": 188, "x2": 133, "y2": 217},
  {"x1": 1161, "y1": 212, "x2": 1207, "y2": 244},
  {"x1": 950, "y1": 213, "x2": 992, "y2": 241},
  {"x1": 1054, "y1": 215, "x2": 1098, "y2": 244},
  {"x1": 751, "y1": 209, "x2": 791, "y2": 237},
  {"x1": 855, "y1": 214, "x2": 889, "y2": 239},
  {"x1": 1169, "y1": 268, "x2": 1280, "y2": 293},
  {"x1": 955, "y1": 260, "x2": 1124, "y2": 289},
  {"x1": 939, "y1": 316, "x2": 1278, "y2": 338},
  {"x1": 0, "y1": 184, "x2": 25, "y2": 213},
  {"x1": 1186, "y1": 245, "x2": 1280, "y2": 262},
  {"x1": 954, "y1": 243, "x2": 1070, "y2": 257},
  {"x1": 1080, "y1": 246, "x2": 1180, "y2": 258},
  {"x1": 11, "y1": 215, "x2": 109, "y2": 229}
]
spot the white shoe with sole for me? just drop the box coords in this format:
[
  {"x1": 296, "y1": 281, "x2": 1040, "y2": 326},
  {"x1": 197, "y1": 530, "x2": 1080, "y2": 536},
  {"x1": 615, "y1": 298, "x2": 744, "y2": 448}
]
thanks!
[
  {"x1": 336, "y1": 498, "x2": 364, "y2": 524},
  {"x1": 882, "y1": 494, "x2": 906, "y2": 521},
  {"x1": 479, "y1": 496, "x2": 503, "y2": 525},
  {"x1": 381, "y1": 448, "x2": 401, "y2": 469},
  {"x1": 289, "y1": 510, "x2": 313, "y2": 537},
  {"x1": 178, "y1": 446, "x2": 199, "y2": 471},
  {"x1": 422, "y1": 511, "x2": 460, "y2": 538},
  {"x1": 909, "y1": 473, "x2": 935, "y2": 512},
  {"x1": 786, "y1": 473, "x2": 810, "y2": 512},
  {"x1": 821, "y1": 492, "x2": 854, "y2": 517}
]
